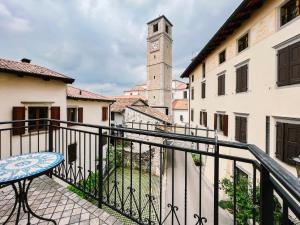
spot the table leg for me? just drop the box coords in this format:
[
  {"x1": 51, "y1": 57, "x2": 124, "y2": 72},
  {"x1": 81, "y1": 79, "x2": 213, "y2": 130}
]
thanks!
[{"x1": 4, "y1": 179, "x2": 57, "y2": 225}]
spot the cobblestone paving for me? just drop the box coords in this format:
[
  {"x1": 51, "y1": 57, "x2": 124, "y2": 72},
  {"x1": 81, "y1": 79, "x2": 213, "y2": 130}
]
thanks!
[{"x1": 0, "y1": 176, "x2": 122, "y2": 225}]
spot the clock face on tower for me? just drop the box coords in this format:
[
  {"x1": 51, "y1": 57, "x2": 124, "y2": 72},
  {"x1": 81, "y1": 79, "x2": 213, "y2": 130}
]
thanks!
[{"x1": 150, "y1": 40, "x2": 160, "y2": 52}]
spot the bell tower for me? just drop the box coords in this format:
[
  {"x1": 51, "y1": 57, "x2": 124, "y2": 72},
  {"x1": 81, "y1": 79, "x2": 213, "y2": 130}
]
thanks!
[{"x1": 147, "y1": 15, "x2": 172, "y2": 116}]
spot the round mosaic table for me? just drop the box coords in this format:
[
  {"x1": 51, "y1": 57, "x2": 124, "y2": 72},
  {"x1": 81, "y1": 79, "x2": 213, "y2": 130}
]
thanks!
[{"x1": 0, "y1": 152, "x2": 64, "y2": 225}]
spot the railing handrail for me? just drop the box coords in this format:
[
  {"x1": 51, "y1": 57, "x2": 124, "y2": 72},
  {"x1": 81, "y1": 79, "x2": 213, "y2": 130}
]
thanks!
[{"x1": 1, "y1": 118, "x2": 300, "y2": 203}]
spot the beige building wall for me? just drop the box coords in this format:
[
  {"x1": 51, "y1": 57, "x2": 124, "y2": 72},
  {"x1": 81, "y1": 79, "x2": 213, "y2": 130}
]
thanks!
[
  {"x1": 187, "y1": 0, "x2": 300, "y2": 178},
  {"x1": 0, "y1": 73, "x2": 67, "y2": 158}
]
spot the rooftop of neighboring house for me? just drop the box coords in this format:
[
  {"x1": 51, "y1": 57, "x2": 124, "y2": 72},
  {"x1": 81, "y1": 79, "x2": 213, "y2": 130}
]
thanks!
[
  {"x1": 67, "y1": 86, "x2": 115, "y2": 102},
  {"x1": 110, "y1": 96, "x2": 147, "y2": 112},
  {"x1": 181, "y1": 0, "x2": 265, "y2": 78},
  {"x1": 111, "y1": 95, "x2": 171, "y2": 123},
  {"x1": 172, "y1": 99, "x2": 188, "y2": 110},
  {"x1": 128, "y1": 105, "x2": 172, "y2": 124},
  {"x1": 172, "y1": 80, "x2": 188, "y2": 90},
  {"x1": 0, "y1": 57, "x2": 74, "y2": 83}
]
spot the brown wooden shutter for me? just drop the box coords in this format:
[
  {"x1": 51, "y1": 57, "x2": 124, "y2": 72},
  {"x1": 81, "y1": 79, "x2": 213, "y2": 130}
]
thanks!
[
  {"x1": 204, "y1": 112, "x2": 207, "y2": 127},
  {"x1": 218, "y1": 76, "x2": 221, "y2": 95},
  {"x1": 241, "y1": 117, "x2": 247, "y2": 143},
  {"x1": 12, "y1": 107, "x2": 25, "y2": 135},
  {"x1": 78, "y1": 107, "x2": 83, "y2": 123},
  {"x1": 236, "y1": 67, "x2": 241, "y2": 92},
  {"x1": 223, "y1": 115, "x2": 228, "y2": 136},
  {"x1": 214, "y1": 113, "x2": 217, "y2": 130},
  {"x1": 102, "y1": 107, "x2": 108, "y2": 121},
  {"x1": 202, "y1": 82, "x2": 206, "y2": 98},
  {"x1": 235, "y1": 116, "x2": 240, "y2": 141},
  {"x1": 242, "y1": 65, "x2": 248, "y2": 92},
  {"x1": 276, "y1": 123, "x2": 284, "y2": 161},
  {"x1": 200, "y1": 112, "x2": 203, "y2": 125},
  {"x1": 289, "y1": 41, "x2": 300, "y2": 85},
  {"x1": 277, "y1": 46, "x2": 290, "y2": 86},
  {"x1": 51, "y1": 107, "x2": 60, "y2": 129},
  {"x1": 284, "y1": 124, "x2": 300, "y2": 165}
]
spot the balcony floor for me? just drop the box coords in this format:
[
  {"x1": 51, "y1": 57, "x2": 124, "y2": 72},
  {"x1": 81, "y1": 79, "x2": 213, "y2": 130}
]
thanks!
[{"x1": 0, "y1": 176, "x2": 122, "y2": 225}]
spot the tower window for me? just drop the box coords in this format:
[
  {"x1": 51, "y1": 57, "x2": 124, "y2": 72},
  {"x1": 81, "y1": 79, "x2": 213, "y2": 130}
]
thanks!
[
  {"x1": 165, "y1": 25, "x2": 169, "y2": 33},
  {"x1": 153, "y1": 23, "x2": 158, "y2": 32},
  {"x1": 154, "y1": 76, "x2": 156, "y2": 79}
]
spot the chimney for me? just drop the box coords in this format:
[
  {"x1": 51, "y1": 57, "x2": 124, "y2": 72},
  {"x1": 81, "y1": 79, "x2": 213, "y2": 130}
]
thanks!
[{"x1": 21, "y1": 58, "x2": 31, "y2": 63}]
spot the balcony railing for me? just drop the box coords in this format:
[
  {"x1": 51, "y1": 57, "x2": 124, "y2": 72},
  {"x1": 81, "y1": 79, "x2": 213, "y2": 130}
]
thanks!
[{"x1": 0, "y1": 119, "x2": 299, "y2": 225}]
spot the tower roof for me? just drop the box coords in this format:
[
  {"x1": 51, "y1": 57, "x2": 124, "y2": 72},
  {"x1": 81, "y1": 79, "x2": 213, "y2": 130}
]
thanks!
[{"x1": 147, "y1": 15, "x2": 173, "y2": 26}]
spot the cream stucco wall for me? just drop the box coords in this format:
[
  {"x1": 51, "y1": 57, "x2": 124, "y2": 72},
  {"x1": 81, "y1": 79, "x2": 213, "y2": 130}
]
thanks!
[
  {"x1": 173, "y1": 109, "x2": 188, "y2": 125},
  {"x1": 187, "y1": 0, "x2": 300, "y2": 178},
  {"x1": 0, "y1": 73, "x2": 68, "y2": 158}
]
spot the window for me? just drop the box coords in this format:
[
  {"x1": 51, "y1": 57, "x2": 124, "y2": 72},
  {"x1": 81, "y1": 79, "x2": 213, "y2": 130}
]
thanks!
[
  {"x1": 276, "y1": 122, "x2": 300, "y2": 165},
  {"x1": 191, "y1": 109, "x2": 194, "y2": 122},
  {"x1": 183, "y1": 91, "x2": 187, "y2": 99},
  {"x1": 236, "y1": 64, "x2": 248, "y2": 93},
  {"x1": 214, "y1": 113, "x2": 228, "y2": 136},
  {"x1": 165, "y1": 25, "x2": 169, "y2": 33},
  {"x1": 166, "y1": 108, "x2": 169, "y2": 115},
  {"x1": 238, "y1": 33, "x2": 249, "y2": 53},
  {"x1": 102, "y1": 107, "x2": 108, "y2": 121},
  {"x1": 218, "y1": 74, "x2": 225, "y2": 96},
  {"x1": 280, "y1": 0, "x2": 300, "y2": 26},
  {"x1": 67, "y1": 108, "x2": 77, "y2": 122},
  {"x1": 28, "y1": 107, "x2": 48, "y2": 131},
  {"x1": 67, "y1": 107, "x2": 83, "y2": 124},
  {"x1": 202, "y1": 62, "x2": 206, "y2": 78},
  {"x1": 111, "y1": 112, "x2": 115, "y2": 121},
  {"x1": 201, "y1": 82, "x2": 206, "y2": 99},
  {"x1": 277, "y1": 41, "x2": 300, "y2": 86},
  {"x1": 235, "y1": 116, "x2": 247, "y2": 143},
  {"x1": 153, "y1": 23, "x2": 158, "y2": 32},
  {"x1": 191, "y1": 74, "x2": 194, "y2": 82},
  {"x1": 154, "y1": 76, "x2": 156, "y2": 80},
  {"x1": 180, "y1": 115, "x2": 183, "y2": 122},
  {"x1": 200, "y1": 111, "x2": 207, "y2": 127},
  {"x1": 191, "y1": 87, "x2": 194, "y2": 100},
  {"x1": 219, "y1": 50, "x2": 226, "y2": 64}
]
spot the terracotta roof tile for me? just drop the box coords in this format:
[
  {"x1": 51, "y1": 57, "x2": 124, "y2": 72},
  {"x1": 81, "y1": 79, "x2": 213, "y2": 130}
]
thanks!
[
  {"x1": 128, "y1": 105, "x2": 172, "y2": 124},
  {"x1": 67, "y1": 86, "x2": 114, "y2": 102},
  {"x1": 0, "y1": 58, "x2": 74, "y2": 83},
  {"x1": 111, "y1": 96, "x2": 147, "y2": 113},
  {"x1": 172, "y1": 99, "x2": 188, "y2": 110}
]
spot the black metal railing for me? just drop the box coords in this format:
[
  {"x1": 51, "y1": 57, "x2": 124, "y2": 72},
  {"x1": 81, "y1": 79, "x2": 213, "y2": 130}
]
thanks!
[
  {"x1": 0, "y1": 119, "x2": 299, "y2": 225},
  {"x1": 122, "y1": 121, "x2": 215, "y2": 138}
]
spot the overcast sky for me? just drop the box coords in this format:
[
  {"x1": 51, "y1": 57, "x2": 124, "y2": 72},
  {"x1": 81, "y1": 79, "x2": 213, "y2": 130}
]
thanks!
[{"x1": 0, "y1": 0, "x2": 242, "y2": 96}]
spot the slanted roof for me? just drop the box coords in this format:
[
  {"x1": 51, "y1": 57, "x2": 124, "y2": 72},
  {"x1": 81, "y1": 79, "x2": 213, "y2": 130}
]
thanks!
[
  {"x1": 128, "y1": 105, "x2": 172, "y2": 124},
  {"x1": 173, "y1": 80, "x2": 188, "y2": 90},
  {"x1": 0, "y1": 58, "x2": 74, "y2": 83},
  {"x1": 67, "y1": 86, "x2": 115, "y2": 102},
  {"x1": 172, "y1": 99, "x2": 188, "y2": 110},
  {"x1": 181, "y1": 0, "x2": 265, "y2": 78},
  {"x1": 147, "y1": 15, "x2": 173, "y2": 26},
  {"x1": 123, "y1": 83, "x2": 147, "y2": 93},
  {"x1": 111, "y1": 96, "x2": 147, "y2": 113}
]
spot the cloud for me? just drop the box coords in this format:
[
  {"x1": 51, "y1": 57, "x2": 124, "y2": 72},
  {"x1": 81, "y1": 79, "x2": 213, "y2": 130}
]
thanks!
[
  {"x1": 0, "y1": 2, "x2": 31, "y2": 32},
  {"x1": 0, "y1": 0, "x2": 242, "y2": 96}
]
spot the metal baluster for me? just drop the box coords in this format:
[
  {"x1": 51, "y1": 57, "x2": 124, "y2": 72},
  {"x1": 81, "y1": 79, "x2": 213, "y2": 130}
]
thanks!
[
  {"x1": 130, "y1": 140, "x2": 133, "y2": 216},
  {"x1": 214, "y1": 143, "x2": 219, "y2": 225},
  {"x1": 139, "y1": 142, "x2": 142, "y2": 221},
  {"x1": 233, "y1": 160, "x2": 237, "y2": 225},
  {"x1": 184, "y1": 150, "x2": 187, "y2": 225},
  {"x1": 149, "y1": 145, "x2": 152, "y2": 224},
  {"x1": 114, "y1": 136, "x2": 117, "y2": 207},
  {"x1": 159, "y1": 146, "x2": 163, "y2": 224},
  {"x1": 98, "y1": 128, "x2": 103, "y2": 208},
  {"x1": 172, "y1": 148, "x2": 175, "y2": 225},
  {"x1": 253, "y1": 165, "x2": 257, "y2": 225}
]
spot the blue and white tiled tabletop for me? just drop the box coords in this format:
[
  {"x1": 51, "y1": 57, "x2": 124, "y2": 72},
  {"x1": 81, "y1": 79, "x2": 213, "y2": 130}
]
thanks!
[{"x1": 0, "y1": 152, "x2": 63, "y2": 185}]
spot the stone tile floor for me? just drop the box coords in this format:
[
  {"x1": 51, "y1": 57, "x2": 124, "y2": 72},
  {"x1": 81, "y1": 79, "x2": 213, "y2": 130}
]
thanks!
[{"x1": 0, "y1": 176, "x2": 122, "y2": 225}]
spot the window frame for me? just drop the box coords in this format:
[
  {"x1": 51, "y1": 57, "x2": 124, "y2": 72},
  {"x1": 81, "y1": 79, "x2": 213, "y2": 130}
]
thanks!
[
  {"x1": 219, "y1": 50, "x2": 226, "y2": 64},
  {"x1": 237, "y1": 32, "x2": 249, "y2": 53},
  {"x1": 67, "y1": 107, "x2": 78, "y2": 123},
  {"x1": 201, "y1": 82, "x2": 206, "y2": 99},
  {"x1": 28, "y1": 106, "x2": 49, "y2": 132},
  {"x1": 279, "y1": 0, "x2": 300, "y2": 28},
  {"x1": 191, "y1": 87, "x2": 194, "y2": 100}
]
